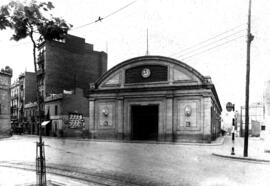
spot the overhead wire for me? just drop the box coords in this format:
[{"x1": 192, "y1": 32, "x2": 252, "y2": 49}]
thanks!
[
  {"x1": 170, "y1": 23, "x2": 246, "y2": 57},
  {"x1": 174, "y1": 29, "x2": 245, "y2": 58},
  {"x1": 2, "y1": 0, "x2": 137, "y2": 47},
  {"x1": 71, "y1": 0, "x2": 137, "y2": 31},
  {"x1": 181, "y1": 35, "x2": 245, "y2": 60}
]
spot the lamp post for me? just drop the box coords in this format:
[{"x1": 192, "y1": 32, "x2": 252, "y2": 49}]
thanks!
[{"x1": 35, "y1": 85, "x2": 46, "y2": 185}]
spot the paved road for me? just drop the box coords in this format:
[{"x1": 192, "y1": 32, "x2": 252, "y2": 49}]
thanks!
[
  {"x1": 0, "y1": 166, "x2": 92, "y2": 186},
  {"x1": 0, "y1": 135, "x2": 270, "y2": 186}
]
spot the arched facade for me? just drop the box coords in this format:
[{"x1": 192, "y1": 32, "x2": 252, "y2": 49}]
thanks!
[{"x1": 88, "y1": 56, "x2": 222, "y2": 142}]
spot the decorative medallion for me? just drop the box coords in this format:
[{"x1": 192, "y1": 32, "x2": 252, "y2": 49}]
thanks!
[
  {"x1": 102, "y1": 108, "x2": 109, "y2": 117},
  {"x1": 103, "y1": 121, "x2": 109, "y2": 126},
  {"x1": 141, "y1": 68, "x2": 151, "y2": 78},
  {"x1": 184, "y1": 105, "x2": 192, "y2": 117}
]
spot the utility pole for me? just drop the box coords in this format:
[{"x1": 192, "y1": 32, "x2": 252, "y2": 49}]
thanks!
[{"x1": 244, "y1": 0, "x2": 254, "y2": 157}]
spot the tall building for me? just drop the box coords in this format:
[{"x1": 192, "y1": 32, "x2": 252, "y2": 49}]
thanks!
[
  {"x1": 0, "y1": 66, "x2": 12, "y2": 136},
  {"x1": 10, "y1": 72, "x2": 37, "y2": 126},
  {"x1": 36, "y1": 34, "x2": 107, "y2": 102},
  {"x1": 32, "y1": 34, "x2": 107, "y2": 136},
  {"x1": 10, "y1": 80, "x2": 20, "y2": 123}
]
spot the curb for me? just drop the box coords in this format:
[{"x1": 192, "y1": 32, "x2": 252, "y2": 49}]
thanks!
[{"x1": 212, "y1": 153, "x2": 270, "y2": 163}]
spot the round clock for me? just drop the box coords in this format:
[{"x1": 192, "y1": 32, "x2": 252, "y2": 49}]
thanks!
[{"x1": 141, "y1": 68, "x2": 151, "y2": 78}]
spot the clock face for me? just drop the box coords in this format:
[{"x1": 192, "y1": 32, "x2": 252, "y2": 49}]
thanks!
[{"x1": 141, "y1": 68, "x2": 151, "y2": 78}]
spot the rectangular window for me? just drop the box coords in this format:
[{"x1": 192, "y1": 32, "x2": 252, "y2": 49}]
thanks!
[
  {"x1": 186, "y1": 121, "x2": 191, "y2": 127},
  {"x1": 55, "y1": 105, "x2": 58, "y2": 115}
]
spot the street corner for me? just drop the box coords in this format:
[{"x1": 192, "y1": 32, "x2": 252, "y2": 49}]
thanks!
[
  {"x1": 199, "y1": 176, "x2": 242, "y2": 186},
  {"x1": 212, "y1": 153, "x2": 270, "y2": 164},
  {"x1": 209, "y1": 135, "x2": 225, "y2": 145}
]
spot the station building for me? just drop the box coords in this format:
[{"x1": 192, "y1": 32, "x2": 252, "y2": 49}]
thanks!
[{"x1": 88, "y1": 56, "x2": 222, "y2": 142}]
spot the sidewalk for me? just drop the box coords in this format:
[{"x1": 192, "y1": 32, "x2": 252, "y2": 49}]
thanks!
[{"x1": 212, "y1": 136, "x2": 270, "y2": 163}]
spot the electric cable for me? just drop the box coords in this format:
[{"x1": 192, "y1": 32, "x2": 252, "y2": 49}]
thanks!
[
  {"x1": 2, "y1": 0, "x2": 137, "y2": 47},
  {"x1": 180, "y1": 35, "x2": 245, "y2": 60},
  {"x1": 170, "y1": 23, "x2": 246, "y2": 57},
  {"x1": 175, "y1": 29, "x2": 245, "y2": 58},
  {"x1": 71, "y1": 0, "x2": 137, "y2": 31}
]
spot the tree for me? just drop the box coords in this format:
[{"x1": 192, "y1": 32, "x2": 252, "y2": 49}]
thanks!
[
  {"x1": 0, "y1": 1, "x2": 72, "y2": 184},
  {"x1": 0, "y1": 0, "x2": 71, "y2": 117}
]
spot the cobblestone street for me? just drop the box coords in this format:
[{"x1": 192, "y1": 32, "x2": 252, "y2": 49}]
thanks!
[{"x1": 1, "y1": 135, "x2": 270, "y2": 186}]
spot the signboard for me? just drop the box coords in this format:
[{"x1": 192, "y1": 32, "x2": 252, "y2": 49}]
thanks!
[
  {"x1": 226, "y1": 102, "x2": 235, "y2": 112},
  {"x1": 68, "y1": 113, "x2": 85, "y2": 129}
]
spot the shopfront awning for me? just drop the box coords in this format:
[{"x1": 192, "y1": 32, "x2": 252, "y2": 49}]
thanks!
[{"x1": 41, "y1": 121, "x2": 50, "y2": 127}]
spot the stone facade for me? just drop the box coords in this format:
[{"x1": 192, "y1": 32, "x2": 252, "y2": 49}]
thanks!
[
  {"x1": 0, "y1": 67, "x2": 12, "y2": 136},
  {"x1": 89, "y1": 56, "x2": 222, "y2": 142}
]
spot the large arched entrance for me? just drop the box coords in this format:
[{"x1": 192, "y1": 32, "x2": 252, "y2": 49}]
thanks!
[{"x1": 131, "y1": 105, "x2": 159, "y2": 140}]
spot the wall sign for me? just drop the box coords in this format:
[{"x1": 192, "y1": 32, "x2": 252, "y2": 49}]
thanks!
[{"x1": 68, "y1": 113, "x2": 84, "y2": 128}]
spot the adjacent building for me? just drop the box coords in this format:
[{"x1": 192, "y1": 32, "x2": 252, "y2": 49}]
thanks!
[
  {"x1": 36, "y1": 34, "x2": 107, "y2": 100},
  {"x1": 264, "y1": 81, "x2": 270, "y2": 134},
  {"x1": 31, "y1": 34, "x2": 107, "y2": 136},
  {"x1": 43, "y1": 88, "x2": 88, "y2": 137},
  {"x1": 0, "y1": 66, "x2": 12, "y2": 136},
  {"x1": 10, "y1": 72, "x2": 37, "y2": 127},
  {"x1": 24, "y1": 101, "x2": 38, "y2": 134},
  {"x1": 240, "y1": 102, "x2": 265, "y2": 137},
  {"x1": 89, "y1": 56, "x2": 222, "y2": 142},
  {"x1": 10, "y1": 80, "x2": 20, "y2": 123}
]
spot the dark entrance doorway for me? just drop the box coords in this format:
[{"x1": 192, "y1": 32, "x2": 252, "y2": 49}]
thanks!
[{"x1": 131, "y1": 105, "x2": 159, "y2": 140}]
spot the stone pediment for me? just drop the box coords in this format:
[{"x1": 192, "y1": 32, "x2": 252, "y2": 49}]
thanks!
[
  {"x1": 172, "y1": 67, "x2": 199, "y2": 83},
  {"x1": 96, "y1": 56, "x2": 205, "y2": 89},
  {"x1": 102, "y1": 72, "x2": 121, "y2": 87}
]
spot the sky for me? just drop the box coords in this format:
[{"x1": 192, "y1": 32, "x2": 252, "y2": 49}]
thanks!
[{"x1": 0, "y1": 0, "x2": 270, "y2": 113}]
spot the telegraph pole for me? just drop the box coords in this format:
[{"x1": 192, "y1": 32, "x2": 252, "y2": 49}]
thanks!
[{"x1": 244, "y1": 0, "x2": 254, "y2": 157}]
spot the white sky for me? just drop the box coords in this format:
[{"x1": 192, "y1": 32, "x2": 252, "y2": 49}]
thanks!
[{"x1": 0, "y1": 0, "x2": 270, "y2": 112}]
